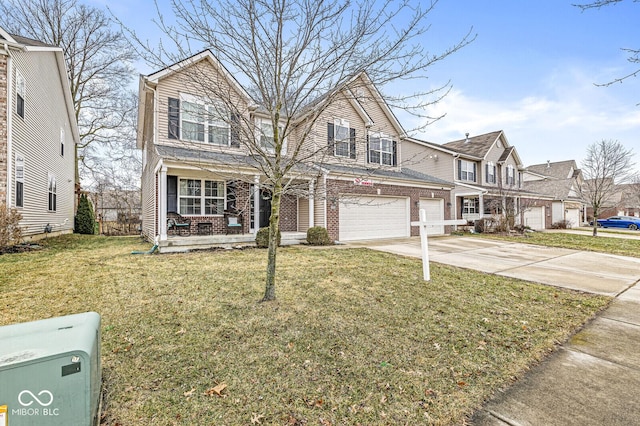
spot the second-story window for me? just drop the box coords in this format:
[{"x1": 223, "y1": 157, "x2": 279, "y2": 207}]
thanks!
[
  {"x1": 457, "y1": 159, "x2": 476, "y2": 182},
  {"x1": 506, "y1": 165, "x2": 515, "y2": 185},
  {"x1": 16, "y1": 69, "x2": 25, "y2": 119},
  {"x1": 172, "y1": 95, "x2": 230, "y2": 145},
  {"x1": 327, "y1": 120, "x2": 356, "y2": 159},
  {"x1": 486, "y1": 162, "x2": 496, "y2": 184},
  {"x1": 368, "y1": 133, "x2": 395, "y2": 166}
]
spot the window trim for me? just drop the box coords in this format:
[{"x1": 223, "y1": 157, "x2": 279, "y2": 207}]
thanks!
[
  {"x1": 256, "y1": 118, "x2": 286, "y2": 154},
  {"x1": 48, "y1": 173, "x2": 57, "y2": 212},
  {"x1": 60, "y1": 127, "x2": 65, "y2": 157},
  {"x1": 333, "y1": 119, "x2": 351, "y2": 158},
  {"x1": 177, "y1": 177, "x2": 225, "y2": 216},
  {"x1": 458, "y1": 159, "x2": 476, "y2": 182},
  {"x1": 486, "y1": 162, "x2": 496, "y2": 184},
  {"x1": 462, "y1": 197, "x2": 479, "y2": 214},
  {"x1": 15, "y1": 153, "x2": 24, "y2": 208},
  {"x1": 368, "y1": 132, "x2": 395, "y2": 166},
  {"x1": 16, "y1": 69, "x2": 25, "y2": 119},
  {"x1": 179, "y1": 93, "x2": 230, "y2": 146},
  {"x1": 506, "y1": 165, "x2": 515, "y2": 186}
]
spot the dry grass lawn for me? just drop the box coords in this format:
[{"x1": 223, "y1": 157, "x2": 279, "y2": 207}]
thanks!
[{"x1": 0, "y1": 235, "x2": 610, "y2": 425}]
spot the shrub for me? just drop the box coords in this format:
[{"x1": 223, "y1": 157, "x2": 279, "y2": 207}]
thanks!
[
  {"x1": 75, "y1": 194, "x2": 96, "y2": 234},
  {"x1": 306, "y1": 226, "x2": 332, "y2": 245},
  {"x1": 551, "y1": 220, "x2": 570, "y2": 229},
  {"x1": 0, "y1": 204, "x2": 23, "y2": 249},
  {"x1": 255, "y1": 227, "x2": 280, "y2": 248}
]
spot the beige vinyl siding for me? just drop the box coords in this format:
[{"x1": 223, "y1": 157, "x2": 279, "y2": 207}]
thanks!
[
  {"x1": 10, "y1": 50, "x2": 75, "y2": 236},
  {"x1": 140, "y1": 141, "x2": 160, "y2": 240},
  {"x1": 298, "y1": 197, "x2": 309, "y2": 231},
  {"x1": 155, "y1": 60, "x2": 251, "y2": 152},
  {"x1": 401, "y1": 140, "x2": 454, "y2": 181}
]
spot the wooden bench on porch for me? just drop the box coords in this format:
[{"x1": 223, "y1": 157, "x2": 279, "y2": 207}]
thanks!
[{"x1": 167, "y1": 212, "x2": 191, "y2": 236}]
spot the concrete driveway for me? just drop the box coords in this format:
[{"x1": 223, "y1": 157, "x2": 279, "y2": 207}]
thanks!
[{"x1": 356, "y1": 236, "x2": 640, "y2": 296}]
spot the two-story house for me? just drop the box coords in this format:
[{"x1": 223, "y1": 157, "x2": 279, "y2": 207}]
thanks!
[
  {"x1": 137, "y1": 51, "x2": 454, "y2": 251},
  {"x1": 0, "y1": 27, "x2": 78, "y2": 239},
  {"x1": 404, "y1": 130, "x2": 552, "y2": 230},
  {"x1": 523, "y1": 160, "x2": 585, "y2": 228}
]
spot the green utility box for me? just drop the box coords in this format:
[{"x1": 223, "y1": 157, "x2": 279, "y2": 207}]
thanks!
[{"x1": 0, "y1": 312, "x2": 101, "y2": 426}]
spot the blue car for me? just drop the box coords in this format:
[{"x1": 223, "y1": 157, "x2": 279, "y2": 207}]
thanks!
[{"x1": 596, "y1": 216, "x2": 640, "y2": 230}]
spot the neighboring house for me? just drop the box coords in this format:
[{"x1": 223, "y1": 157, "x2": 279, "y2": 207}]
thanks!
[
  {"x1": 584, "y1": 182, "x2": 640, "y2": 220},
  {"x1": 404, "y1": 130, "x2": 550, "y2": 230},
  {"x1": 523, "y1": 160, "x2": 585, "y2": 228},
  {"x1": 90, "y1": 189, "x2": 141, "y2": 235},
  {"x1": 137, "y1": 51, "x2": 454, "y2": 250},
  {"x1": 0, "y1": 27, "x2": 78, "y2": 239}
]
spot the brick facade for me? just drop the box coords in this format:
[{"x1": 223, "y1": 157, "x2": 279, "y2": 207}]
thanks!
[
  {"x1": 0, "y1": 54, "x2": 7, "y2": 202},
  {"x1": 324, "y1": 179, "x2": 452, "y2": 241}
]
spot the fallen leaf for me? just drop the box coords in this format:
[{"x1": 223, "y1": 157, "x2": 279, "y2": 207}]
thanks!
[
  {"x1": 184, "y1": 388, "x2": 196, "y2": 397},
  {"x1": 251, "y1": 413, "x2": 264, "y2": 424},
  {"x1": 205, "y1": 383, "x2": 227, "y2": 397},
  {"x1": 457, "y1": 381, "x2": 467, "y2": 387},
  {"x1": 175, "y1": 328, "x2": 186, "y2": 335}
]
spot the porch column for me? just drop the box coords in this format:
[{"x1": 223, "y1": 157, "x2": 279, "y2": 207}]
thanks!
[
  {"x1": 253, "y1": 175, "x2": 260, "y2": 235},
  {"x1": 159, "y1": 165, "x2": 168, "y2": 241},
  {"x1": 479, "y1": 194, "x2": 485, "y2": 217},
  {"x1": 308, "y1": 179, "x2": 315, "y2": 228}
]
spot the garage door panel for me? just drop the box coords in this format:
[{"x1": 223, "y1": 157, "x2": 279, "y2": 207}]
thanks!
[
  {"x1": 339, "y1": 195, "x2": 409, "y2": 241},
  {"x1": 524, "y1": 206, "x2": 545, "y2": 231}
]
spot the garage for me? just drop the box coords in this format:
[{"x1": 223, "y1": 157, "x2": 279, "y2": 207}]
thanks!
[
  {"x1": 419, "y1": 199, "x2": 445, "y2": 235},
  {"x1": 523, "y1": 206, "x2": 545, "y2": 230},
  {"x1": 339, "y1": 195, "x2": 410, "y2": 241}
]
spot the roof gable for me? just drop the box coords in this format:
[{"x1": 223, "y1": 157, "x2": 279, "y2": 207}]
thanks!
[{"x1": 443, "y1": 130, "x2": 503, "y2": 159}]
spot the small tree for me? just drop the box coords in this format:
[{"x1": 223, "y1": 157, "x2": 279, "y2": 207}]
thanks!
[
  {"x1": 75, "y1": 194, "x2": 96, "y2": 235},
  {"x1": 581, "y1": 140, "x2": 635, "y2": 236}
]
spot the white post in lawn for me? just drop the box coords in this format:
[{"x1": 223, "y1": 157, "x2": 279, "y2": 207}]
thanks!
[{"x1": 411, "y1": 209, "x2": 467, "y2": 281}]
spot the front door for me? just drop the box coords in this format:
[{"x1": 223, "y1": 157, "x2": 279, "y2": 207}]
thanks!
[{"x1": 259, "y1": 189, "x2": 272, "y2": 228}]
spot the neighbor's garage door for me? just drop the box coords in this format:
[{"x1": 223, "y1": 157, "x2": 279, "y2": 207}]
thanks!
[
  {"x1": 566, "y1": 208, "x2": 581, "y2": 228},
  {"x1": 419, "y1": 199, "x2": 445, "y2": 236},
  {"x1": 339, "y1": 195, "x2": 409, "y2": 241},
  {"x1": 523, "y1": 206, "x2": 545, "y2": 230}
]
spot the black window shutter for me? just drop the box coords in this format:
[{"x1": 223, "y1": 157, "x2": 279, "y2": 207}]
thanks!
[
  {"x1": 473, "y1": 163, "x2": 477, "y2": 182},
  {"x1": 349, "y1": 128, "x2": 356, "y2": 159},
  {"x1": 392, "y1": 140, "x2": 397, "y2": 166},
  {"x1": 457, "y1": 159, "x2": 462, "y2": 180},
  {"x1": 327, "y1": 123, "x2": 334, "y2": 155},
  {"x1": 230, "y1": 113, "x2": 241, "y2": 147},
  {"x1": 168, "y1": 98, "x2": 180, "y2": 139},
  {"x1": 167, "y1": 175, "x2": 178, "y2": 213},
  {"x1": 493, "y1": 166, "x2": 497, "y2": 183},
  {"x1": 485, "y1": 164, "x2": 489, "y2": 183}
]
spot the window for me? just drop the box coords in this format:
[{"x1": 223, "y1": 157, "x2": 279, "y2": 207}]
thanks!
[
  {"x1": 462, "y1": 197, "x2": 479, "y2": 214},
  {"x1": 327, "y1": 121, "x2": 356, "y2": 159},
  {"x1": 368, "y1": 133, "x2": 395, "y2": 166},
  {"x1": 506, "y1": 165, "x2": 515, "y2": 185},
  {"x1": 334, "y1": 119, "x2": 350, "y2": 158},
  {"x1": 48, "y1": 174, "x2": 57, "y2": 211},
  {"x1": 16, "y1": 69, "x2": 25, "y2": 118},
  {"x1": 178, "y1": 178, "x2": 225, "y2": 215},
  {"x1": 257, "y1": 119, "x2": 287, "y2": 154},
  {"x1": 457, "y1": 159, "x2": 476, "y2": 182},
  {"x1": 176, "y1": 94, "x2": 230, "y2": 145},
  {"x1": 60, "y1": 128, "x2": 65, "y2": 157},
  {"x1": 15, "y1": 154, "x2": 24, "y2": 208},
  {"x1": 486, "y1": 162, "x2": 496, "y2": 184}
]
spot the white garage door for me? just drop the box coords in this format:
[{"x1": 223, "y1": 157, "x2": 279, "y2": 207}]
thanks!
[
  {"x1": 419, "y1": 199, "x2": 445, "y2": 236},
  {"x1": 339, "y1": 195, "x2": 409, "y2": 241},
  {"x1": 566, "y1": 208, "x2": 581, "y2": 228},
  {"x1": 523, "y1": 206, "x2": 545, "y2": 230}
]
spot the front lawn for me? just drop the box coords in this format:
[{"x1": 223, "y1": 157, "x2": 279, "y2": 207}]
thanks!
[
  {"x1": 0, "y1": 235, "x2": 610, "y2": 425},
  {"x1": 472, "y1": 231, "x2": 640, "y2": 258}
]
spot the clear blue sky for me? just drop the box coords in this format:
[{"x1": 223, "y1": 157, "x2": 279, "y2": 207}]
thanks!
[{"x1": 100, "y1": 0, "x2": 640, "y2": 170}]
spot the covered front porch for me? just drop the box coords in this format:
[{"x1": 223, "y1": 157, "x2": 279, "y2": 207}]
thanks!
[{"x1": 158, "y1": 231, "x2": 308, "y2": 253}]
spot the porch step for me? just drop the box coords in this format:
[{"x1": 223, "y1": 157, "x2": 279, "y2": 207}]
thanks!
[{"x1": 158, "y1": 232, "x2": 307, "y2": 253}]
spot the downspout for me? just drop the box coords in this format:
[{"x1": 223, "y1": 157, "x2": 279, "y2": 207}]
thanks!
[{"x1": 4, "y1": 44, "x2": 13, "y2": 206}]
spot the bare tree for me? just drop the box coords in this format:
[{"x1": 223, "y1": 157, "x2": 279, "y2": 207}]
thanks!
[
  {"x1": 130, "y1": 0, "x2": 473, "y2": 301},
  {"x1": 0, "y1": 0, "x2": 137, "y2": 190},
  {"x1": 574, "y1": 0, "x2": 639, "y2": 92},
  {"x1": 581, "y1": 139, "x2": 635, "y2": 236}
]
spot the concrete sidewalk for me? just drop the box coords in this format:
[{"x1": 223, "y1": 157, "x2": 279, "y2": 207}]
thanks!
[{"x1": 354, "y1": 236, "x2": 640, "y2": 425}]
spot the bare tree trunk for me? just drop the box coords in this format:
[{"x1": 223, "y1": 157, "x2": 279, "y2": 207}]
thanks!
[
  {"x1": 262, "y1": 182, "x2": 282, "y2": 302},
  {"x1": 592, "y1": 213, "x2": 598, "y2": 237}
]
